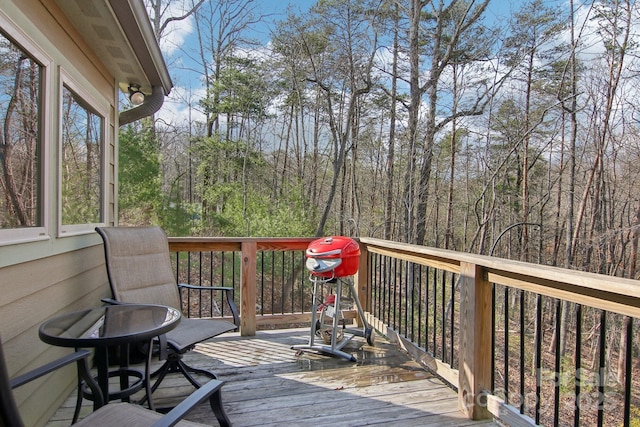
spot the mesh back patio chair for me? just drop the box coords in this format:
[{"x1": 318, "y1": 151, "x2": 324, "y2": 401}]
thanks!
[
  {"x1": 0, "y1": 335, "x2": 231, "y2": 427},
  {"x1": 95, "y1": 226, "x2": 239, "y2": 393}
]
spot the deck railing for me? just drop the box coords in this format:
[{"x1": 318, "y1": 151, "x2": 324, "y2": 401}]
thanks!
[
  {"x1": 168, "y1": 237, "x2": 317, "y2": 335},
  {"x1": 168, "y1": 236, "x2": 640, "y2": 426}
]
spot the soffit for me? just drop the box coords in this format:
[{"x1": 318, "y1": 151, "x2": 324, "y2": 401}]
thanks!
[{"x1": 53, "y1": 0, "x2": 172, "y2": 96}]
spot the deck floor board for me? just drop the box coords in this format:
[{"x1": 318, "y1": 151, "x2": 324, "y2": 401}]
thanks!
[{"x1": 46, "y1": 328, "x2": 498, "y2": 426}]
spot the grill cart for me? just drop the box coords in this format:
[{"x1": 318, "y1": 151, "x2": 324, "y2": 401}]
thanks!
[{"x1": 292, "y1": 236, "x2": 375, "y2": 362}]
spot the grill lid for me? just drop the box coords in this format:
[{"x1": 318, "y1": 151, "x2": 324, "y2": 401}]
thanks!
[{"x1": 305, "y1": 236, "x2": 360, "y2": 277}]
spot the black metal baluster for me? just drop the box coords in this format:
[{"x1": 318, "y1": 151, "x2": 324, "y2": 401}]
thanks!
[
  {"x1": 441, "y1": 271, "x2": 446, "y2": 361},
  {"x1": 432, "y1": 268, "x2": 437, "y2": 357},
  {"x1": 574, "y1": 304, "x2": 582, "y2": 427},
  {"x1": 553, "y1": 299, "x2": 561, "y2": 427},
  {"x1": 392, "y1": 257, "x2": 398, "y2": 330},
  {"x1": 520, "y1": 289, "x2": 525, "y2": 415},
  {"x1": 383, "y1": 256, "x2": 388, "y2": 325},
  {"x1": 410, "y1": 263, "x2": 416, "y2": 342},
  {"x1": 379, "y1": 256, "x2": 385, "y2": 323},
  {"x1": 232, "y1": 251, "x2": 237, "y2": 295},
  {"x1": 299, "y1": 251, "x2": 305, "y2": 314},
  {"x1": 375, "y1": 254, "x2": 381, "y2": 320},
  {"x1": 371, "y1": 253, "x2": 375, "y2": 318},
  {"x1": 396, "y1": 258, "x2": 401, "y2": 331},
  {"x1": 366, "y1": 251, "x2": 372, "y2": 313},
  {"x1": 175, "y1": 251, "x2": 181, "y2": 311},
  {"x1": 187, "y1": 251, "x2": 192, "y2": 317},
  {"x1": 450, "y1": 273, "x2": 455, "y2": 366},
  {"x1": 597, "y1": 310, "x2": 606, "y2": 427},
  {"x1": 280, "y1": 251, "x2": 285, "y2": 314},
  {"x1": 505, "y1": 286, "x2": 510, "y2": 405},
  {"x1": 623, "y1": 316, "x2": 633, "y2": 427},
  {"x1": 259, "y1": 252, "x2": 265, "y2": 316},
  {"x1": 535, "y1": 294, "x2": 542, "y2": 425},
  {"x1": 220, "y1": 251, "x2": 225, "y2": 287},
  {"x1": 418, "y1": 264, "x2": 423, "y2": 349},
  {"x1": 209, "y1": 252, "x2": 214, "y2": 316},
  {"x1": 290, "y1": 251, "x2": 295, "y2": 314},
  {"x1": 383, "y1": 256, "x2": 389, "y2": 324},
  {"x1": 403, "y1": 261, "x2": 408, "y2": 339},
  {"x1": 425, "y1": 266, "x2": 430, "y2": 354},
  {"x1": 491, "y1": 281, "x2": 496, "y2": 394},
  {"x1": 404, "y1": 261, "x2": 409, "y2": 340},
  {"x1": 411, "y1": 263, "x2": 416, "y2": 343},
  {"x1": 379, "y1": 254, "x2": 383, "y2": 321},
  {"x1": 198, "y1": 251, "x2": 203, "y2": 318}
]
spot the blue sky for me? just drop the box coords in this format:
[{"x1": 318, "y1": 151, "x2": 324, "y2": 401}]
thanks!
[
  {"x1": 155, "y1": 0, "x2": 568, "y2": 125},
  {"x1": 157, "y1": 0, "x2": 316, "y2": 123}
]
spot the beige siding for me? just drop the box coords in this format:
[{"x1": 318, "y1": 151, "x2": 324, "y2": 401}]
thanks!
[
  {"x1": 1, "y1": 1, "x2": 118, "y2": 426},
  {"x1": 1, "y1": 247, "x2": 111, "y2": 427}
]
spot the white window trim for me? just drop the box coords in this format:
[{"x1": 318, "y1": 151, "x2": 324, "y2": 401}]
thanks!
[
  {"x1": 57, "y1": 68, "x2": 108, "y2": 237},
  {"x1": 0, "y1": 10, "x2": 52, "y2": 246}
]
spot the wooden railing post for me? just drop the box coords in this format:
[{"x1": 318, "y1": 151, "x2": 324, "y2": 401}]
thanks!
[
  {"x1": 458, "y1": 261, "x2": 492, "y2": 420},
  {"x1": 241, "y1": 241, "x2": 257, "y2": 336},
  {"x1": 354, "y1": 243, "x2": 370, "y2": 326}
]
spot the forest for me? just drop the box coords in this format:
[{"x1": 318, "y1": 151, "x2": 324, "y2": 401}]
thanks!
[
  {"x1": 121, "y1": 0, "x2": 639, "y2": 278},
  {"x1": 120, "y1": 1, "x2": 640, "y2": 423}
]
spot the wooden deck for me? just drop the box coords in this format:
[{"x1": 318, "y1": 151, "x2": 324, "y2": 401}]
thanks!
[{"x1": 46, "y1": 328, "x2": 499, "y2": 426}]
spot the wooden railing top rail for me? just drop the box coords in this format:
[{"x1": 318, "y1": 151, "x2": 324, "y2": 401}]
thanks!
[
  {"x1": 168, "y1": 237, "x2": 315, "y2": 253},
  {"x1": 359, "y1": 237, "x2": 640, "y2": 319}
]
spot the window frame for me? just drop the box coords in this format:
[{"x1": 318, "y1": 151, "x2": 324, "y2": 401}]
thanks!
[
  {"x1": 0, "y1": 11, "x2": 52, "y2": 246},
  {"x1": 57, "y1": 68, "x2": 108, "y2": 237}
]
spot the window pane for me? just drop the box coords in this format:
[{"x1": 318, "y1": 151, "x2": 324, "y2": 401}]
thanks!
[
  {"x1": 0, "y1": 32, "x2": 42, "y2": 229},
  {"x1": 61, "y1": 85, "x2": 102, "y2": 225}
]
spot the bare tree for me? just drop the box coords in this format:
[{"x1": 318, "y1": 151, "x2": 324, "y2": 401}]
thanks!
[{"x1": 403, "y1": 0, "x2": 493, "y2": 245}]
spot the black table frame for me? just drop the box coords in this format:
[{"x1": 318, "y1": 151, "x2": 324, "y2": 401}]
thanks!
[{"x1": 39, "y1": 304, "x2": 180, "y2": 418}]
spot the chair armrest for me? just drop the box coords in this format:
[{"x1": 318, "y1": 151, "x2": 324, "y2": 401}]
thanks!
[
  {"x1": 177, "y1": 284, "x2": 240, "y2": 327},
  {"x1": 101, "y1": 297, "x2": 124, "y2": 305},
  {"x1": 152, "y1": 379, "x2": 230, "y2": 427},
  {"x1": 10, "y1": 350, "x2": 91, "y2": 389},
  {"x1": 177, "y1": 284, "x2": 233, "y2": 292}
]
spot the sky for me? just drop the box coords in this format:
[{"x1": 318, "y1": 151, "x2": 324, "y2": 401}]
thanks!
[
  {"x1": 154, "y1": 0, "x2": 317, "y2": 125},
  {"x1": 151, "y1": 0, "x2": 572, "y2": 126}
]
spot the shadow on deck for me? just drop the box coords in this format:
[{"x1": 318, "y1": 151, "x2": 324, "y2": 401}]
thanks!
[{"x1": 46, "y1": 328, "x2": 498, "y2": 426}]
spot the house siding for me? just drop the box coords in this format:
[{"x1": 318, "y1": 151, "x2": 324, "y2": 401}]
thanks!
[
  {"x1": 1, "y1": 1, "x2": 117, "y2": 425},
  {"x1": 1, "y1": 247, "x2": 110, "y2": 426}
]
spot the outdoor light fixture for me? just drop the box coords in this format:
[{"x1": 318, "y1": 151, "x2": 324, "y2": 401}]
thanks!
[{"x1": 128, "y1": 84, "x2": 145, "y2": 105}]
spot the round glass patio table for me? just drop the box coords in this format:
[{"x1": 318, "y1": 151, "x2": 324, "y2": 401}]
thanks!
[{"x1": 39, "y1": 304, "x2": 181, "y2": 413}]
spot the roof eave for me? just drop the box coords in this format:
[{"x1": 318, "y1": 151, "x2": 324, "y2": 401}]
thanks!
[{"x1": 108, "y1": 0, "x2": 173, "y2": 96}]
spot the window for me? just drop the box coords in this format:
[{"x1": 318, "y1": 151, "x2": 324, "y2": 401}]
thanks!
[
  {"x1": 59, "y1": 72, "x2": 105, "y2": 234},
  {"x1": 0, "y1": 16, "x2": 50, "y2": 244}
]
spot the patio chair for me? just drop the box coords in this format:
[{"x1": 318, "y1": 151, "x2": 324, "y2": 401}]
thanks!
[
  {"x1": 95, "y1": 226, "x2": 239, "y2": 393},
  {"x1": 0, "y1": 336, "x2": 231, "y2": 427}
]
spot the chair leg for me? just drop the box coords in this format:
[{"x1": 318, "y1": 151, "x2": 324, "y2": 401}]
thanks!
[
  {"x1": 139, "y1": 353, "x2": 218, "y2": 408},
  {"x1": 209, "y1": 386, "x2": 232, "y2": 427},
  {"x1": 150, "y1": 361, "x2": 171, "y2": 392},
  {"x1": 176, "y1": 358, "x2": 217, "y2": 388},
  {"x1": 136, "y1": 359, "x2": 171, "y2": 407},
  {"x1": 73, "y1": 352, "x2": 103, "y2": 422},
  {"x1": 157, "y1": 353, "x2": 217, "y2": 388},
  {"x1": 144, "y1": 339, "x2": 155, "y2": 411},
  {"x1": 72, "y1": 377, "x2": 83, "y2": 424}
]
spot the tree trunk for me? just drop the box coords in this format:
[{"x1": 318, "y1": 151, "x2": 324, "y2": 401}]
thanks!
[
  {"x1": 403, "y1": 0, "x2": 422, "y2": 244},
  {"x1": 384, "y1": 3, "x2": 399, "y2": 241}
]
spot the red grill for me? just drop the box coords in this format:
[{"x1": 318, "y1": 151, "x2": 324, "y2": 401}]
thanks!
[{"x1": 305, "y1": 236, "x2": 360, "y2": 278}]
